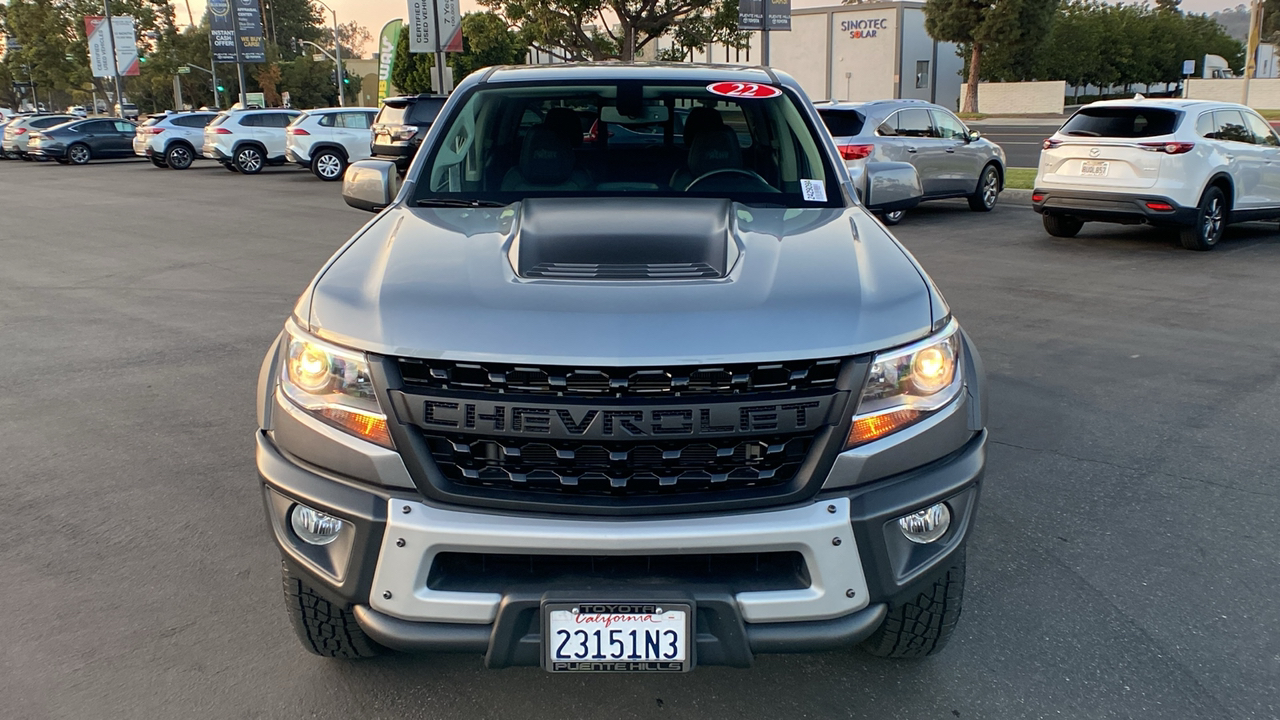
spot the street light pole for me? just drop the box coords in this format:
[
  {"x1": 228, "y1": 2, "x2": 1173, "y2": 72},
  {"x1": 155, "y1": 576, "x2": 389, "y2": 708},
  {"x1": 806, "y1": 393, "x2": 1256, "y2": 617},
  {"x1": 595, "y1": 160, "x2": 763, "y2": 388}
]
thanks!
[{"x1": 314, "y1": 0, "x2": 344, "y2": 107}]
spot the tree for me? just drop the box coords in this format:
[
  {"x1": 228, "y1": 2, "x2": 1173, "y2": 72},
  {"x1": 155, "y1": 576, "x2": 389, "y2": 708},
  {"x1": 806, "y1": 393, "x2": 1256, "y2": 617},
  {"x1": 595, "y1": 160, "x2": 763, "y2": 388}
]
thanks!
[
  {"x1": 448, "y1": 12, "x2": 527, "y2": 82},
  {"x1": 924, "y1": 0, "x2": 1059, "y2": 112},
  {"x1": 391, "y1": 29, "x2": 435, "y2": 94},
  {"x1": 978, "y1": 0, "x2": 1245, "y2": 97},
  {"x1": 279, "y1": 53, "x2": 340, "y2": 107},
  {"x1": 262, "y1": 0, "x2": 325, "y2": 59},
  {"x1": 324, "y1": 20, "x2": 371, "y2": 60},
  {"x1": 660, "y1": 0, "x2": 749, "y2": 61},
  {"x1": 479, "y1": 0, "x2": 746, "y2": 62}
]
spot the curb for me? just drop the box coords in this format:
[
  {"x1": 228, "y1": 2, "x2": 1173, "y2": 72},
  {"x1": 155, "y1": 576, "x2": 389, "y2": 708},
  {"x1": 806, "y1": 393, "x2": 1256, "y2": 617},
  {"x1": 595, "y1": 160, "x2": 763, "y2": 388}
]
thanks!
[{"x1": 1002, "y1": 188, "x2": 1033, "y2": 205}]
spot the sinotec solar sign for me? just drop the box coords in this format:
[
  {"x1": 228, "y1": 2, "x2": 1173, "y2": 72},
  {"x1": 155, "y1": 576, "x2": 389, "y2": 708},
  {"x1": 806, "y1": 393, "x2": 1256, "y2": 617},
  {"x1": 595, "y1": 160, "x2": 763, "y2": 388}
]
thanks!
[{"x1": 841, "y1": 17, "x2": 889, "y2": 39}]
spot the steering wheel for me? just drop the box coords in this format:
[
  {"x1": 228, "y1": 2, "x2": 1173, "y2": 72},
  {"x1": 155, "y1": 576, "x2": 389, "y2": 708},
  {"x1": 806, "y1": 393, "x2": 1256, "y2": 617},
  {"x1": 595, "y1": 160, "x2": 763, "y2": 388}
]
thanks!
[{"x1": 685, "y1": 168, "x2": 777, "y2": 193}]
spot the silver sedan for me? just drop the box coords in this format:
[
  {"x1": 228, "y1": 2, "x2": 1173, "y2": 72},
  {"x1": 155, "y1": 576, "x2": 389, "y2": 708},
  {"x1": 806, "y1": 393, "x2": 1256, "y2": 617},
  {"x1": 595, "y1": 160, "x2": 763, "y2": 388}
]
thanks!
[{"x1": 816, "y1": 99, "x2": 1006, "y2": 224}]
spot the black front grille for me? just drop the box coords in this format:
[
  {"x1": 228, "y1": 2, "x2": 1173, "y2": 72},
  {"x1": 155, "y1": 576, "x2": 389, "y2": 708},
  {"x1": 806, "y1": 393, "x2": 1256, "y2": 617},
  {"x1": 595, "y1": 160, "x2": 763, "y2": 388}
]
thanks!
[
  {"x1": 428, "y1": 551, "x2": 810, "y2": 593},
  {"x1": 423, "y1": 433, "x2": 812, "y2": 496},
  {"x1": 398, "y1": 357, "x2": 841, "y2": 398}
]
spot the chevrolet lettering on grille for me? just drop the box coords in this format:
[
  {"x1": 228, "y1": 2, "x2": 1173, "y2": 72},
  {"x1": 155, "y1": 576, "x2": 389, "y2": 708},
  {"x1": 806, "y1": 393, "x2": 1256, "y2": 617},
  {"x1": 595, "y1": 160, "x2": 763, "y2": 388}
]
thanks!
[{"x1": 389, "y1": 391, "x2": 842, "y2": 440}]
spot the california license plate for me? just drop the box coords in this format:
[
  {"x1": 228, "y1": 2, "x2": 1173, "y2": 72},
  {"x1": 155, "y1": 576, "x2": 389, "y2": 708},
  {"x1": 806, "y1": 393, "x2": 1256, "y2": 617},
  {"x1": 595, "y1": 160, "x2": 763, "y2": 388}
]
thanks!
[
  {"x1": 1081, "y1": 160, "x2": 1109, "y2": 176},
  {"x1": 544, "y1": 602, "x2": 691, "y2": 672}
]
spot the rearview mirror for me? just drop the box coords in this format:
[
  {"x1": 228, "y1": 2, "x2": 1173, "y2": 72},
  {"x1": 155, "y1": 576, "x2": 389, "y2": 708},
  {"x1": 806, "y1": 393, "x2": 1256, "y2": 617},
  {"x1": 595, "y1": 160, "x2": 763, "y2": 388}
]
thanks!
[
  {"x1": 967, "y1": 130, "x2": 982, "y2": 143},
  {"x1": 342, "y1": 159, "x2": 400, "y2": 212},
  {"x1": 600, "y1": 105, "x2": 670, "y2": 125},
  {"x1": 863, "y1": 161, "x2": 923, "y2": 213}
]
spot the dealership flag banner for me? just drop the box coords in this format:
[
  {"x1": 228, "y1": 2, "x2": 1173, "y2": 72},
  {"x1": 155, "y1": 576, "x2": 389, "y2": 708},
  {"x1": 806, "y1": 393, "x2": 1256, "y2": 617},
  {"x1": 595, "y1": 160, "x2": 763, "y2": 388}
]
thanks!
[
  {"x1": 85, "y1": 16, "x2": 140, "y2": 77},
  {"x1": 737, "y1": 0, "x2": 764, "y2": 31},
  {"x1": 233, "y1": 0, "x2": 266, "y2": 62},
  {"x1": 407, "y1": 0, "x2": 463, "y2": 53},
  {"x1": 209, "y1": 0, "x2": 236, "y2": 62},
  {"x1": 377, "y1": 19, "x2": 404, "y2": 102},
  {"x1": 766, "y1": 0, "x2": 791, "y2": 31}
]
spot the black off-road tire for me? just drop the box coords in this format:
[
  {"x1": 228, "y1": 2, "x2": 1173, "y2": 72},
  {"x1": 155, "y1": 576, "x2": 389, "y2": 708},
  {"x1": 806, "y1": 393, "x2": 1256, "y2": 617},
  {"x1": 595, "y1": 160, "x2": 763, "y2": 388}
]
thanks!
[
  {"x1": 1043, "y1": 213, "x2": 1084, "y2": 238},
  {"x1": 1179, "y1": 185, "x2": 1227, "y2": 251},
  {"x1": 861, "y1": 547, "x2": 966, "y2": 658},
  {"x1": 281, "y1": 562, "x2": 382, "y2": 659}
]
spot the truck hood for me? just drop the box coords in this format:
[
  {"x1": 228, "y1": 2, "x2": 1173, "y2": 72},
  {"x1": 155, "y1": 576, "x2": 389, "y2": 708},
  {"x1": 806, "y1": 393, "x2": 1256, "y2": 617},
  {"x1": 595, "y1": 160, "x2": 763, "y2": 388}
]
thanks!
[{"x1": 306, "y1": 199, "x2": 936, "y2": 365}]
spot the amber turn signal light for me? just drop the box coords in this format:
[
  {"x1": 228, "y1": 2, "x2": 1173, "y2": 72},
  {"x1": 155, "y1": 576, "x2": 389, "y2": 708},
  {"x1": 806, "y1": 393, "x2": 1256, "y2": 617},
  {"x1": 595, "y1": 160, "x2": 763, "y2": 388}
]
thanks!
[{"x1": 846, "y1": 409, "x2": 920, "y2": 448}]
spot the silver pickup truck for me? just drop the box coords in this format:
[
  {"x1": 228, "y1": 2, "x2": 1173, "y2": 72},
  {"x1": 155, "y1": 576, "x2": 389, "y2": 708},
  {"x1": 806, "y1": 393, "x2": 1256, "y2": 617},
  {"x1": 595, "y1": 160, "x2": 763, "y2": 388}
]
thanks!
[{"x1": 256, "y1": 63, "x2": 985, "y2": 672}]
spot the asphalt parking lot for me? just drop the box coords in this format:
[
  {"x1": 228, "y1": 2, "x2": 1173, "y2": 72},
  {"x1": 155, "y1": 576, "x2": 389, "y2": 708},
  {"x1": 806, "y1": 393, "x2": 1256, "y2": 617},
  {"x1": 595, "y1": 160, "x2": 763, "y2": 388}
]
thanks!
[
  {"x1": 977, "y1": 124, "x2": 1061, "y2": 167},
  {"x1": 2, "y1": 160, "x2": 1277, "y2": 720}
]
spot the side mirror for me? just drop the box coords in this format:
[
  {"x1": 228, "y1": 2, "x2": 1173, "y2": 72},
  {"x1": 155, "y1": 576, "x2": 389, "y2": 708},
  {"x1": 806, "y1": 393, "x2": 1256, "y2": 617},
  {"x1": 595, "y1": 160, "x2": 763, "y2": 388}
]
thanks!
[
  {"x1": 967, "y1": 130, "x2": 982, "y2": 143},
  {"x1": 863, "y1": 161, "x2": 923, "y2": 213},
  {"x1": 342, "y1": 159, "x2": 400, "y2": 212}
]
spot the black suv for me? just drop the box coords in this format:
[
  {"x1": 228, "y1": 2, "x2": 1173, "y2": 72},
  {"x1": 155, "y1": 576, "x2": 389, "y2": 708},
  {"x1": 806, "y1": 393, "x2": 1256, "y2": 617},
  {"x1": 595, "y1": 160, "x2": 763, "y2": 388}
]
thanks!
[{"x1": 370, "y1": 94, "x2": 448, "y2": 170}]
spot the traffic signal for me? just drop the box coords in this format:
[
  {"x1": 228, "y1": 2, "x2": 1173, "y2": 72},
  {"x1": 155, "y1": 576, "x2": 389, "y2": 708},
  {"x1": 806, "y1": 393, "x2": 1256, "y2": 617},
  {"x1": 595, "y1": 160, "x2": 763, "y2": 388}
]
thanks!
[
  {"x1": 216, "y1": 84, "x2": 225, "y2": 92},
  {"x1": 342, "y1": 70, "x2": 350, "y2": 85},
  {"x1": 139, "y1": 54, "x2": 147, "y2": 63}
]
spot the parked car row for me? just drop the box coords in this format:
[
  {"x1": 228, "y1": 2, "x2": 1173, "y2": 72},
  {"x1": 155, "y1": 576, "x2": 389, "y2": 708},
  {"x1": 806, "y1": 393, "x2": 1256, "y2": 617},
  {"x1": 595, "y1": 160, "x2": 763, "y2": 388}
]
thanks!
[{"x1": 814, "y1": 98, "x2": 1007, "y2": 225}]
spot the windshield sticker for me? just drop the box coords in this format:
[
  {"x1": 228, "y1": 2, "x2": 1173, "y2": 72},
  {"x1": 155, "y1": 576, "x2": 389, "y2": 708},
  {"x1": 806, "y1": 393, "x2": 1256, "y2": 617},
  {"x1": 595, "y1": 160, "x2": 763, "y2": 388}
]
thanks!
[
  {"x1": 706, "y1": 82, "x2": 783, "y2": 99},
  {"x1": 800, "y1": 179, "x2": 827, "y2": 202}
]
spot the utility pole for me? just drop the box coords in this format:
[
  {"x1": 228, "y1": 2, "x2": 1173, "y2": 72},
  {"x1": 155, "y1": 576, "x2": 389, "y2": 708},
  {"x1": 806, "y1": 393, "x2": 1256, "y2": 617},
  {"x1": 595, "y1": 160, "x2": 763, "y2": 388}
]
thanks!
[
  {"x1": 1244, "y1": 0, "x2": 1264, "y2": 105},
  {"x1": 102, "y1": 0, "x2": 124, "y2": 113}
]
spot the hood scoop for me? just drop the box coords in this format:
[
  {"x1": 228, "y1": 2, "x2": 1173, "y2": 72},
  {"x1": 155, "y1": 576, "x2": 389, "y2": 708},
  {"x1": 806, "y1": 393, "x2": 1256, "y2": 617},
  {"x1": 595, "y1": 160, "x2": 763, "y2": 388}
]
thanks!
[{"x1": 512, "y1": 197, "x2": 733, "y2": 280}]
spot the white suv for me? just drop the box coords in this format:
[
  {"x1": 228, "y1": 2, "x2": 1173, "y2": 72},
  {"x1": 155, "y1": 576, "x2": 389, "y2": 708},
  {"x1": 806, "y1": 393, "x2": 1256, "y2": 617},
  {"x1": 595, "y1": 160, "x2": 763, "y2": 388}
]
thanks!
[
  {"x1": 134, "y1": 111, "x2": 218, "y2": 169},
  {"x1": 285, "y1": 107, "x2": 378, "y2": 181},
  {"x1": 1033, "y1": 98, "x2": 1280, "y2": 250},
  {"x1": 202, "y1": 108, "x2": 301, "y2": 174}
]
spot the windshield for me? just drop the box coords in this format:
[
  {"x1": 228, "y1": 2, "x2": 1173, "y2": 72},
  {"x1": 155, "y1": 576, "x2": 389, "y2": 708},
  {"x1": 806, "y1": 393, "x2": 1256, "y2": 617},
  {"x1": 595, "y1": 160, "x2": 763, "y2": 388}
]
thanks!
[
  {"x1": 1061, "y1": 107, "x2": 1182, "y2": 138},
  {"x1": 208, "y1": 113, "x2": 230, "y2": 127},
  {"x1": 413, "y1": 81, "x2": 841, "y2": 208}
]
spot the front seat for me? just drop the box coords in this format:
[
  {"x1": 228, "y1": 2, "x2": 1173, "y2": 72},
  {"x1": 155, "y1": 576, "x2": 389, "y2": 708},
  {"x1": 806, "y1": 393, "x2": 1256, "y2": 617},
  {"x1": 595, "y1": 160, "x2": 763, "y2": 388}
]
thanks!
[
  {"x1": 679, "y1": 126, "x2": 744, "y2": 189},
  {"x1": 500, "y1": 125, "x2": 591, "y2": 192},
  {"x1": 670, "y1": 107, "x2": 726, "y2": 190}
]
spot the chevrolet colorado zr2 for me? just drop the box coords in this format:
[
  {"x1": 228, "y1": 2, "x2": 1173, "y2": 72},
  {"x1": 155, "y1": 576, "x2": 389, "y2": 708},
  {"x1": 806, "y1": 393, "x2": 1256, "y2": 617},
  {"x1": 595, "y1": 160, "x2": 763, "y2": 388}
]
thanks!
[{"x1": 256, "y1": 63, "x2": 986, "y2": 672}]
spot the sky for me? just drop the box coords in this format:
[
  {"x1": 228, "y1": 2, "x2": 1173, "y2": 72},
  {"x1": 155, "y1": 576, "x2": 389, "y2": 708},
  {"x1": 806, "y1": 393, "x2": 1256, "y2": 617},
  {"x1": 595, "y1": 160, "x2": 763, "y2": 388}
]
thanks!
[{"x1": 173, "y1": 0, "x2": 1246, "y2": 59}]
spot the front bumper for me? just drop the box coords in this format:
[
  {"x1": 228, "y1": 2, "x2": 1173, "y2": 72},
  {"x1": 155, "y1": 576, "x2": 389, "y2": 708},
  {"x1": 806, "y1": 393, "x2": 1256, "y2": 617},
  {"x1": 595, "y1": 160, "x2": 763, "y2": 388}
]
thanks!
[
  {"x1": 258, "y1": 424, "x2": 984, "y2": 667},
  {"x1": 1033, "y1": 188, "x2": 1198, "y2": 226}
]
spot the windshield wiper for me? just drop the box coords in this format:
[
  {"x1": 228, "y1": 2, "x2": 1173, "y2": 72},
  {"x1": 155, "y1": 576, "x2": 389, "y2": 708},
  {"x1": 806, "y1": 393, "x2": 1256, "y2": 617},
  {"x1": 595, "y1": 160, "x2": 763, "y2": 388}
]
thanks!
[{"x1": 415, "y1": 198, "x2": 509, "y2": 208}]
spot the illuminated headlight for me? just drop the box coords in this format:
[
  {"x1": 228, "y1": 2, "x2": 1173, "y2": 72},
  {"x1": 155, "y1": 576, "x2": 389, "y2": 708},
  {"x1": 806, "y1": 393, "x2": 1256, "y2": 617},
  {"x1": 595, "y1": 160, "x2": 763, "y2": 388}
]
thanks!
[
  {"x1": 847, "y1": 320, "x2": 963, "y2": 448},
  {"x1": 280, "y1": 320, "x2": 394, "y2": 448},
  {"x1": 290, "y1": 504, "x2": 344, "y2": 545},
  {"x1": 898, "y1": 503, "x2": 951, "y2": 544}
]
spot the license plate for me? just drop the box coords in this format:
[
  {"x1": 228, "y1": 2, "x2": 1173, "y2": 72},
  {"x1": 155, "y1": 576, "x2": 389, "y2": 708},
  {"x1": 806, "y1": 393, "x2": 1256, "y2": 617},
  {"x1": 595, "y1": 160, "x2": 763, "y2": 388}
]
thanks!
[
  {"x1": 544, "y1": 602, "x2": 691, "y2": 672},
  {"x1": 1081, "y1": 160, "x2": 1109, "y2": 176}
]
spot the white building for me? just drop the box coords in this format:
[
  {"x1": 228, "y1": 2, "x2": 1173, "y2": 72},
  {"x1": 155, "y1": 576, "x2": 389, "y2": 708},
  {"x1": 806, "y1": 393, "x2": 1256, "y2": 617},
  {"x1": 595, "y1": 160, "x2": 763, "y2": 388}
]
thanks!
[
  {"x1": 529, "y1": 1, "x2": 963, "y2": 109},
  {"x1": 679, "y1": 2, "x2": 964, "y2": 109}
]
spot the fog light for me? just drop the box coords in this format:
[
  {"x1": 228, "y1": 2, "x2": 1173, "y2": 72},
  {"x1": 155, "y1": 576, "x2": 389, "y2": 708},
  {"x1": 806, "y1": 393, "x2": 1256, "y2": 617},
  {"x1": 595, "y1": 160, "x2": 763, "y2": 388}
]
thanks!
[
  {"x1": 897, "y1": 503, "x2": 951, "y2": 544},
  {"x1": 290, "y1": 504, "x2": 344, "y2": 546}
]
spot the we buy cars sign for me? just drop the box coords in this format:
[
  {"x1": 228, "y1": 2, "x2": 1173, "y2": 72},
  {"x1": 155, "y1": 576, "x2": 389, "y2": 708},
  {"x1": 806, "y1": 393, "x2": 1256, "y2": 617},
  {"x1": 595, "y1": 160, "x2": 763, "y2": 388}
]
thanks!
[{"x1": 85, "y1": 16, "x2": 140, "y2": 77}]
